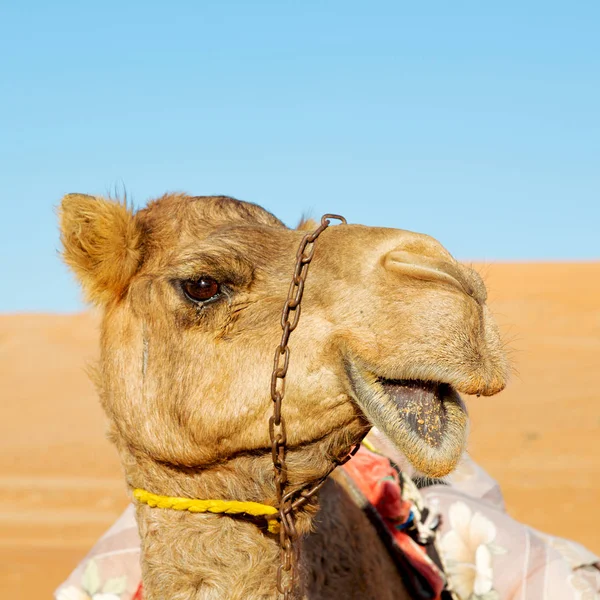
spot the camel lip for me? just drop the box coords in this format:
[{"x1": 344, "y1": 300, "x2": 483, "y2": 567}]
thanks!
[
  {"x1": 374, "y1": 367, "x2": 499, "y2": 398},
  {"x1": 345, "y1": 362, "x2": 469, "y2": 477}
]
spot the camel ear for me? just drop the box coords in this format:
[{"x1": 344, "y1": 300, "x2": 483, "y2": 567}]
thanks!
[
  {"x1": 297, "y1": 217, "x2": 318, "y2": 231},
  {"x1": 59, "y1": 193, "x2": 143, "y2": 305}
]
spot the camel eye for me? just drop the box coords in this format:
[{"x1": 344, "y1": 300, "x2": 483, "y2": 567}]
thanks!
[{"x1": 182, "y1": 276, "x2": 221, "y2": 303}]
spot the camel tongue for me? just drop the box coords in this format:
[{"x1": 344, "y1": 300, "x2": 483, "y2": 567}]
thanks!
[{"x1": 380, "y1": 380, "x2": 449, "y2": 448}]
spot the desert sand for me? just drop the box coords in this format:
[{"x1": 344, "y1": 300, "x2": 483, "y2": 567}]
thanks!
[{"x1": 1, "y1": 262, "x2": 599, "y2": 599}]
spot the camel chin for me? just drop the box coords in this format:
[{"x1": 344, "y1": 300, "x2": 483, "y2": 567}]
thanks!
[{"x1": 346, "y1": 364, "x2": 469, "y2": 478}]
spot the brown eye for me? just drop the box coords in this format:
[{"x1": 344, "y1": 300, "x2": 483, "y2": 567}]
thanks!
[{"x1": 182, "y1": 276, "x2": 220, "y2": 302}]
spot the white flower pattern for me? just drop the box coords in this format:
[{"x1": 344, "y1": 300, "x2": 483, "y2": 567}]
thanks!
[
  {"x1": 568, "y1": 569, "x2": 599, "y2": 600},
  {"x1": 440, "y1": 501, "x2": 506, "y2": 599},
  {"x1": 57, "y1": 591, "x2": 121, "y2": 600},
  {"x1": 56, "y1": 559, "x2": 126, "y2": 600}
]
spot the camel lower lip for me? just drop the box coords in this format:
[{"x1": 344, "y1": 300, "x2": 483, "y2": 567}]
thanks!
[{"x1": 347, "y1": 365, "x2": 469, "y2": 477}]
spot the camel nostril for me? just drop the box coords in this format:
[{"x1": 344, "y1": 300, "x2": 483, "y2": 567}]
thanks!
[
  {"x1": 382, "y1": 233, "x2": 485, "y2": 302},
  {"x1": 384, "y1": 250, "x2": 468, "y2": 294}
]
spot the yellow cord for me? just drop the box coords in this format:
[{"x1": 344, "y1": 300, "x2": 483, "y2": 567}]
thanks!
[
  {"x1": 361, "y1": 438, "x2": 378, "y2": 453},
  {"x1": 134, "y1": 442, "x2": 378, "y2": 535},
  {"x1": 133, "y1": 488, "x2": 280, "y2": 534}
]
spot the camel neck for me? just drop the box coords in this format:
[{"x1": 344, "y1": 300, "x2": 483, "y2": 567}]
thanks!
[
  {"x1": 134, "y1": 498, "x2": 292, "y2": 600},
  {"x1": 122, "y1": 447, "x2": 318, "y2": 599},
  {"x1": 121, "y1": 440, "x2": 411, "y2": 600},
  {"x1": 118, "y1": 425, "x2": 369, "y2": 599}
]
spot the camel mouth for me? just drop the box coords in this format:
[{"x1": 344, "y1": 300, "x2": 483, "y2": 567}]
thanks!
[
  {"x1": 346, "y1": 365, "x2": 469, "y2": 478},
  {"x1": 378, "y1": 379, "x2": 462, "y2": 448}
]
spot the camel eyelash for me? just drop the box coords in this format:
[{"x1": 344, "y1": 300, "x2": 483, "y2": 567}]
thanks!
[{"x1": 171, "y1": 252, "x2": 255, "y2": 288}]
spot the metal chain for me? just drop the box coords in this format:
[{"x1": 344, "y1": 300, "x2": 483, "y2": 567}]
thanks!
[{"x1": 269, "y1": 213, "x2": 368, "y2": 599}]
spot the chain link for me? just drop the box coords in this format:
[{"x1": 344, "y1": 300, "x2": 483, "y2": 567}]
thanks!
[{"x1": 269, "y1": 213, "x2": 368, "y2": 599}]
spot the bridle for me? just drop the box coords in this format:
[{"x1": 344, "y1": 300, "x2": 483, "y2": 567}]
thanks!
[{"x1": 269, "y1": 214, "x2": 367, "y2": 599}]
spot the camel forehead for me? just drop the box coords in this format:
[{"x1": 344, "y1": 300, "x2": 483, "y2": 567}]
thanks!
[{"x1": 137, "y1": 194, "x2": 286, "y2": 242}]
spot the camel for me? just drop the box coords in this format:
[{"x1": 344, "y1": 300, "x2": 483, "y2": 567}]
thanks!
[{"x1": 59, "y1": 192, "x2": 509, "y2": 600}]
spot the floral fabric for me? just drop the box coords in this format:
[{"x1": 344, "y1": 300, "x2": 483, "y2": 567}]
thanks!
[
  {"x1": 55, "y1": 505, "x2": 142, "y2": 600},
  {"x1": 55, "y1": 434, "x2": 600, "y2": 600},
  {"x1": 423, "y1": 482, "x2": 600, "y2": 599}
]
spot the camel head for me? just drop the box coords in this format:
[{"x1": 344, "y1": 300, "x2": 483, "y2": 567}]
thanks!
[{"x1": 60, "y1": 193, "x2": 508, "y2": 489}]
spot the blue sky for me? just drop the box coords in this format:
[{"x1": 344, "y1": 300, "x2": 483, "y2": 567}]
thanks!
[{"x1": 1, "y1": 1, "x2": 598, "y2": 312}]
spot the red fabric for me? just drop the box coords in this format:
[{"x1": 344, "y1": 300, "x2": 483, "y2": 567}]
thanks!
[
  {"x1": 343, "y1": 445, "x2": 413, "y2": 524},
  {"x1": 342, "y1": 445, "x2": 445, "y2": 600}
]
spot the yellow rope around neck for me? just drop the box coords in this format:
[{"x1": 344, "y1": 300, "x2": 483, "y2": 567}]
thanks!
[
  {"x1": 134, "y1": 441, "x2": 379, "y2": 534},
  {"x1": 133, "y1": 488, "x2": 280, "y2": 534},
  {"x1": 361, "y1": 438, "x2": 377, "y2": 453}
]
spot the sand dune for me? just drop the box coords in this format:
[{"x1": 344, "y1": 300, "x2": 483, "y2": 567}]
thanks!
[{"x1": 1, "y1": 263, "x2": 599, "y2": 599}]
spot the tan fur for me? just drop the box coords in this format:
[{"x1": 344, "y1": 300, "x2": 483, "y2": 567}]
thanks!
[
  {"x1": 60, "y1": 193, "x2": 509, "y2": 599},
  {"x1": 59, "y1": 194, "x2": 143, "y2": 305},
  {"x1": 297, "y1": 217, "x2": 319, "y2": 231}
]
